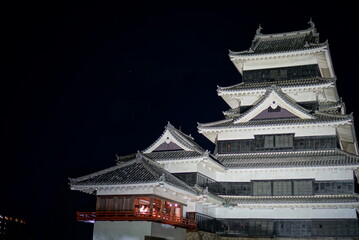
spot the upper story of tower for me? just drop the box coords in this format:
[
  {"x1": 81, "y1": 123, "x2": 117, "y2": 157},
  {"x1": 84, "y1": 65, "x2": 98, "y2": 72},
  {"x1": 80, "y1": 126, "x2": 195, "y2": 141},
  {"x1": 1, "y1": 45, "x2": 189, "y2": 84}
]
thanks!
[
  {"x1": 228, "y1": 20, "x2": 334, "y2": 81},
  {"x1": 199, "y1": 21, "x2": 358, "y2": 155},
  {"x1": 218, "y1": 20, "x2": 340, "y2": 111}
]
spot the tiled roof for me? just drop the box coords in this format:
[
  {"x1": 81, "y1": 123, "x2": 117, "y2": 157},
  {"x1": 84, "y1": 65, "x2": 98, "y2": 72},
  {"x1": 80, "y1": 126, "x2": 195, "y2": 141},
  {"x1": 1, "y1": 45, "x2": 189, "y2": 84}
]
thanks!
[
  {"x1": 318, "y1": 100, "x2": 343, "y2": 114},
  {"x1": 217, "y1": 149, "x2": 359, "y2": 169},
  {"x1": 198, "y1": 112, "x2": 351, "y2": 130},
  {"x1": 144, "y1": 150, "x2": 203, "y2": 160},
  {"x1": 218, "y1": 77, "x2": 335, "y2": 93},
  {"x1": 144, "y1": 150, "x2": 224, "y2": 167},
  {"x1": 222, "y1": 195, "x2": 359, "y2": 204},
  {"x1": 223, "y1": 107, "x2": 241, "y2": 118},
  {"x1": 170, "y1": 125, "x2": 205, "y2": 153},
  {"x1": 70, "y1": 154, "x2": 197, "y2": 194},
  {"x1": 229, "y1": 27, "x2": 326, "y2": 56}
]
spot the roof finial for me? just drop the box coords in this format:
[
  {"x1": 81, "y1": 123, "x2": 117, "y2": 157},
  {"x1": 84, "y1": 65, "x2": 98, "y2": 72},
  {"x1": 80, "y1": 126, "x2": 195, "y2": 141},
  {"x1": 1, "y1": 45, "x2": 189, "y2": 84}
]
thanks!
[
  {"x1": 256, "y1": 24, "x2": 263, "y2": 35},
  {"x1": 159, "y1": 173, "x2": 166, "y2": 182},
  {"x1": 166, "y1": 121, "x2": 173, "y2": 129},
  {"x1": 136, "y1": 150, "x2": 142, "y2": 160},
  {"x1": 308, "y1": 18, "x2": 315, "y2": 30},
  {"x1": 203, "y1": 150, "x2": 210, "y2": 157}
]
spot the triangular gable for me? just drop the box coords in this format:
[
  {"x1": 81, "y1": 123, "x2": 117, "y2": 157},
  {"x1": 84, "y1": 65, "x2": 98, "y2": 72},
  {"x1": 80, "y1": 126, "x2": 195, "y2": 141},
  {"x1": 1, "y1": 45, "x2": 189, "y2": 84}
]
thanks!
[
  {"x1": 234, "y1": 87, "x2": 314, "y2": 124},
  {"x1": 143, "y1": 122, "x2": 204, "y2": 154},
  {"x1": 252, "y1": 105, "x2": 298, "y2": 120},
  {"x1": 153, "y1": 141, "x2": 183, "y2": 151}
]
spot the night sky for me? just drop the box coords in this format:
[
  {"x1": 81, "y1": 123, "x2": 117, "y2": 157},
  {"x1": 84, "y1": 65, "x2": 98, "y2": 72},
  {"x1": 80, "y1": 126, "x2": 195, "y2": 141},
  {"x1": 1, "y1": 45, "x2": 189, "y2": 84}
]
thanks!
[{"x1": 2, "y1": 2, "x2": 358, "y2": 239}]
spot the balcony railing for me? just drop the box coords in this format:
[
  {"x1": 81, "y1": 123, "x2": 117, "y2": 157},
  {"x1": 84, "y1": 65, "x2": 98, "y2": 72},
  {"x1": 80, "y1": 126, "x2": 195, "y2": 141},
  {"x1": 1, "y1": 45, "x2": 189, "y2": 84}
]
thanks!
[{"x1": 76, "y1": 211, "x2": 197, "y2": 229}]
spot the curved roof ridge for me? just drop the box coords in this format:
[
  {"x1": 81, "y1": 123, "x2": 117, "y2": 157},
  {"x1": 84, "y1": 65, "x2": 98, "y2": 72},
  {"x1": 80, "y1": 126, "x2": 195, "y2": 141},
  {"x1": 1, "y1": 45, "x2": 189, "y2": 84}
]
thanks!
[
  {"x1": 228, "y1": 20, "x2": 329, "y2": 57},
  {"x1": 223, "y1": 107, "x2": 241, "y2": 117},
  {"x1": 252, "y1": 20, "x2": 317, "y2": 40},
  {"x1": 217, "y1": 82, "x2": 244, "y2": 91},
  {"x1": 314, "y1": 110, "x2": 352, "y2": 119},
  {"x1": 198, "y1": 118, "x2": 233, "y2": 127},
  {"x1": 230, "y1": 42, "x2": 328, "y2": 57},
  {"x1": 170, "y1": 126, "x2": 205, "y2": 153},
  {"x1": 253, "y1": 28, "x2": 315, "y2": 40},
  {"x1": 218, "y1": 77, "x2": 335, "y2": 93}
]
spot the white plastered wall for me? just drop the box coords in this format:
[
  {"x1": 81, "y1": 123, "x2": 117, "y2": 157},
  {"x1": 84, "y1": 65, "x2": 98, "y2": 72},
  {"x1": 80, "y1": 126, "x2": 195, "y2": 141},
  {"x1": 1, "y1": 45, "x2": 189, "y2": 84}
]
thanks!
[
  {"x1": 211, "y1": 206, "x2": 357, "y2": 219},
  {"x1": 217, "y1": 125, "x2": 336, "y2": 141},
  {"x1": 242, "y1": 54, "x2": 318, "y2": 71},
  {"x1": 216, "y1": 167, "x2": 356, "y2": 182}
]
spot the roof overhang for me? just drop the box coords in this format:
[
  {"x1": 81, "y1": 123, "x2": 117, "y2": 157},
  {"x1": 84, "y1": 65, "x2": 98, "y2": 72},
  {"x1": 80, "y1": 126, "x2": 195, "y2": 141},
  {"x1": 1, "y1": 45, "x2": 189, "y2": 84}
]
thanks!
[
  {"x1": 71, "y1": 181, "x2": 198, "y2": 201},
  {"x1": 229, "y1": 45, "x2": 334, "y2": 79},
  {"x1": 337, "y1": 122, "x2": 359, "y2": 155}
]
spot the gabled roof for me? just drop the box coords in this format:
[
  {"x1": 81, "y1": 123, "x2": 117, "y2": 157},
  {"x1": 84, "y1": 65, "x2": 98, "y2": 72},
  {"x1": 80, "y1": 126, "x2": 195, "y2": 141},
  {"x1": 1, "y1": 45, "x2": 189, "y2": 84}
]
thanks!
[
  {"x1": 217, "y1": 149, "x2": 359, "y2": 169},
  {"x1": 198, "y1": 112, "x2": 352, "y2": 130},
  {"x1": 143, "y1": 122, "x2": 205, "y2": 154},
  {"x1": 233, "y1": 86, "x2": 314, "y2": 123},
  {"x1": 69, "y1": 153, "x2": 197, "y2": 194},
  {"x1": 144, "y1": 150, "x2": 203, "y2": 160},
  {"x1": 229, "y1": 20, "x2": 327, "y2": 57}
]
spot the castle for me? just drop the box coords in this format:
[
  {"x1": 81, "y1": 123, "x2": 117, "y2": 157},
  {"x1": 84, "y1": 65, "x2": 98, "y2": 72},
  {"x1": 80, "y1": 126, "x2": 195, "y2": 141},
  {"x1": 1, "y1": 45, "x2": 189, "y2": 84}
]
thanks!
[{"x1": 70, "y1": 21, "x2": 359, "y2": 239}]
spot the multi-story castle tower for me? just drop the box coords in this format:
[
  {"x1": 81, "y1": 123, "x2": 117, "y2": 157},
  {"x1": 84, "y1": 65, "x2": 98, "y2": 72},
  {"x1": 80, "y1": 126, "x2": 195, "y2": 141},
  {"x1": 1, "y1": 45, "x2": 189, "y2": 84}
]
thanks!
[{"x1": 70, "y1": 21, "x2": 359, "y2": 239}]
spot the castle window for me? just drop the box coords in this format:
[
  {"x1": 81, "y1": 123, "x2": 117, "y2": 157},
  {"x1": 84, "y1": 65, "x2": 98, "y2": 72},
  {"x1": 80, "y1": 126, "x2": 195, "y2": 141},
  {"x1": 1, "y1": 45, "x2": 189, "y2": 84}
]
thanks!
[
  {"x1": 256, "y1": 134, "x2": 294, "y2": 150},
  {"x1": 264, "y1": 135, "x2": 274, "y2": 148},
  {"x1": 253, "y1": 181, "x2": 272, "y2": 196},
  {"x1": 275, "y1": 135, "x2": 293, "y2": 148},
  {"x1": 293, "y1": 180, "x2": 313, "y2": 195},
  {"x1": 273, "y1": 180, "x2": 292, "y2": 196}
]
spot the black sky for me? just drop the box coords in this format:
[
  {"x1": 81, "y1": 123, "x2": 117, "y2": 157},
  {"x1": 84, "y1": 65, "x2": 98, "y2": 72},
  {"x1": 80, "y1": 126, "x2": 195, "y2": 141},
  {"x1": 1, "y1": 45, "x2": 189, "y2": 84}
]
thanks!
[{"x1": 1, "y1": 1, "x2": 358, "y2": 239}]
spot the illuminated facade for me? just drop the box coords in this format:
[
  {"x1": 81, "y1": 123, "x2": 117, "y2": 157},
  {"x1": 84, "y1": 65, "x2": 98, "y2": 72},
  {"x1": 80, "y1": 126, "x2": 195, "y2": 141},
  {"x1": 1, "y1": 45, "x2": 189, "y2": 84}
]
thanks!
[{"x1": 70, "y1": 21, "x2": 359, "y2": 239}]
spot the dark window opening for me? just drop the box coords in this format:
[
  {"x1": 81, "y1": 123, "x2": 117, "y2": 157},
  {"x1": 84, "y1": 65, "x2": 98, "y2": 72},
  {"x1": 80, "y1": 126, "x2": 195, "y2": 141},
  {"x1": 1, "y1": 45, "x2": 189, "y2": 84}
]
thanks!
[{"x1": 242, "y1": 64, "x2": 321, "y2": 83}]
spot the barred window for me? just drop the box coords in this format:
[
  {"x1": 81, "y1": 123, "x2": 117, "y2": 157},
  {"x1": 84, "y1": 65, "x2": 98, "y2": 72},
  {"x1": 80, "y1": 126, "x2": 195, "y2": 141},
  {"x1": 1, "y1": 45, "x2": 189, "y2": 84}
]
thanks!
[
  {"x1": 253, "y1": 181, "x2": 271, "y2": 196},
  {"x1": 256, "y1": 134, "x2": 294, "y2": 150},
  {"x1": 293, "y1": 180, "x2": 313, "y2": 195},
  {"x1": 273, "y1": 181, "x2": 292, "y2": 196},
  {"x1": 264, "y1": 135, "x2": 274, "y2": 148},
  {"x1": 275, "y1": 135, "x2": 293, "y2": 148}
]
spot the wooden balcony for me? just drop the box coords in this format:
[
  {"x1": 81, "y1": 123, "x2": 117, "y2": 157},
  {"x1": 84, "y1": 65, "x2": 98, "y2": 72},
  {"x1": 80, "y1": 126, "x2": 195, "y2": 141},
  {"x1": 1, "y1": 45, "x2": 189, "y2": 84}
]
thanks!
[{"x1": 76, "y1": 211, "x2": 197, "y2": 230}]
